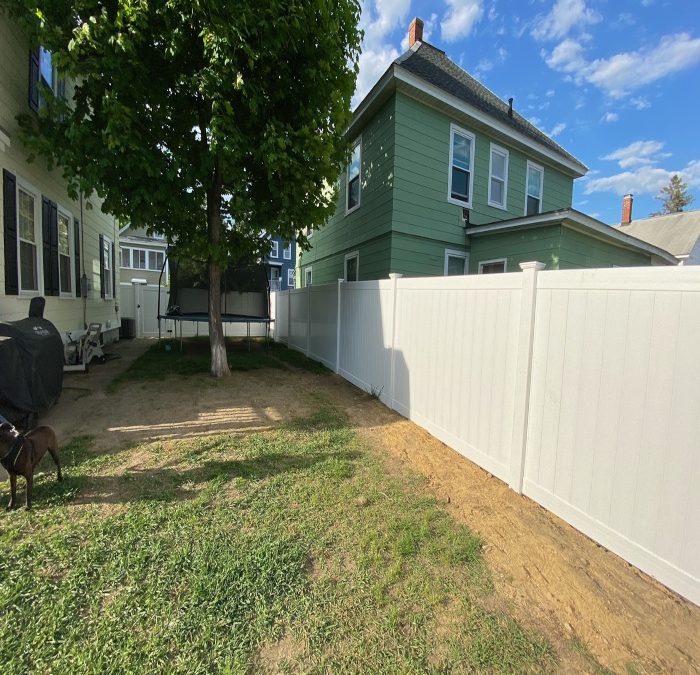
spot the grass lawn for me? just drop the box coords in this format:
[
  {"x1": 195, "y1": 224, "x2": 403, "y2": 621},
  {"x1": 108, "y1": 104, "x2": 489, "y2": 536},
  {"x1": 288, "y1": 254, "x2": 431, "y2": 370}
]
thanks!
[{"x1": 0, "y1": 342, "x2": 555, "y2": 673}]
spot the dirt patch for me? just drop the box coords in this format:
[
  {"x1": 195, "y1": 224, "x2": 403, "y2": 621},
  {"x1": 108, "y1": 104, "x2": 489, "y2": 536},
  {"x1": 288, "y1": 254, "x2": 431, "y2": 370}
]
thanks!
[
  {"x1": 40, "y1": 339, "x2": 700, "y2": 674},
  {"x1": 256, "y1": 633, "x2": 305, "y2": 673}
]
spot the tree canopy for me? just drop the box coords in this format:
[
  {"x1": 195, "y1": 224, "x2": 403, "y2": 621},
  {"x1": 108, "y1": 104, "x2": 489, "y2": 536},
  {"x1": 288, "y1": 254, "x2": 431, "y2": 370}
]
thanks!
[
  {"x1": 2, "y1": 0, "x2": 362, "y2": 374},
  {"x1": 653, "y1": 174, "x2": 695, "y2": 215}
]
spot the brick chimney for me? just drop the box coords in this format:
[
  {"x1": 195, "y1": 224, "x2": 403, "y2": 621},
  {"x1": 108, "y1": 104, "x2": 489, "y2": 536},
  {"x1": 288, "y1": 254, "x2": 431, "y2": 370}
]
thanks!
[
  {"x1": 409, "y1": 17, "x2": 424, "y2": 48},
  {"x1": 621, "y1": 193, "x2": 633, "y2": 225}
]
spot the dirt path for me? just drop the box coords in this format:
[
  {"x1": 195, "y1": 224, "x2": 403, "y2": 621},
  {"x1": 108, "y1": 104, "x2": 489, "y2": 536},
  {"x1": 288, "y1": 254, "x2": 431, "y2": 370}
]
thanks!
[{"x1": 39, "y1": 340, "x2": 700, "y2": 674}]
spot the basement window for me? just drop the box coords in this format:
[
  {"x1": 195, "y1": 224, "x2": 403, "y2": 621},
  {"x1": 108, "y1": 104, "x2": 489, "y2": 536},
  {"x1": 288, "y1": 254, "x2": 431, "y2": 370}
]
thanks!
[{"x1": 478, "y1": 258, "x2": 507, "y2": 274}]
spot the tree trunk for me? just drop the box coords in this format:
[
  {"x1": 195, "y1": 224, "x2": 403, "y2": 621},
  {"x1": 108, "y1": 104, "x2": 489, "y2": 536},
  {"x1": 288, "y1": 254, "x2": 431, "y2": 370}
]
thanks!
[{"x1": 207, "y1": 168, "x2": 230, "y2": 377}]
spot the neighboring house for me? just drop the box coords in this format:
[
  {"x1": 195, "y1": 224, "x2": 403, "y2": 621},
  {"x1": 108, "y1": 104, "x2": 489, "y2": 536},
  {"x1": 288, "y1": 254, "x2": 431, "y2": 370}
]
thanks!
[
  {"x1": 265, "y1": 236, "x2": 295, "y2": 290},
  {"x1": 616, "y1": 194, "x2": 700, "y2": 265},
  {"x1": 0, "y1": 17, "x2": 120, "y2": 342},
  {"x1": 298, "y1": 18, "x2": 675, "y2": 286},
  {"x1": 119, "y1": 224, "x2": 169, "y2": 286}
]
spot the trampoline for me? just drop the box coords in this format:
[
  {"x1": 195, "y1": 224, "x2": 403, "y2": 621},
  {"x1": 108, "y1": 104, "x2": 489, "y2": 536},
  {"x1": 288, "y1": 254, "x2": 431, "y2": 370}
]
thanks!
[{"x1": 157, "y1": 253, "x2": 274, "y2": 349}]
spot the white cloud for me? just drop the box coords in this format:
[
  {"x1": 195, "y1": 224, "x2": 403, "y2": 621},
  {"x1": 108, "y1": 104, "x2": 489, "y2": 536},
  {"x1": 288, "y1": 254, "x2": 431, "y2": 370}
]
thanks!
[
  {"x1": 544, "y1": 33, "x2": 700, "y2": 98},
  {"x1": 474, "y1": 45, "x2": 508, "y2": 79},
  {"x1": 531, "y1": 0, "x2": 601, "y2": 42},
  {"x1": 601, "y1": 140, "x2": 670, "y2": 168},
  {"x1": 546, "y1": 89, "x2": 555, "y2": 97},
  {"x1": 546, "y1": 122, "x2": 566, "y2": 138},
  {"x1": 630, "y1": 96, "x2": 650, "y2": 110},
  {"x1": 441, "y1": 0, "x2": 484, "y2": 42},
  {"x1": 602, "y1": 112, "x2": 619, "y2": 123},
  {"x1": 584, "y1": 161, "x2": 700, "y2": 196},
  {"x1": 353, "y1": 44, "x2": 400, "y2": 108}
]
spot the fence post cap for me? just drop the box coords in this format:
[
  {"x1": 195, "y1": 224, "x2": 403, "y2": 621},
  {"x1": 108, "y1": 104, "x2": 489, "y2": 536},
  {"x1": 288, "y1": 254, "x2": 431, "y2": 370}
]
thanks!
[{"x1": 519, "y1": 261, "x2": 547, "y2": 271}]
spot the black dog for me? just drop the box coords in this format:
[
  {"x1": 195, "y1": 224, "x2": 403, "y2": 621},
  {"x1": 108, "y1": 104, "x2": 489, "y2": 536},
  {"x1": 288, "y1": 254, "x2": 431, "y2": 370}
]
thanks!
[{"x1": 0, "y1": 423, "x2": 62, "y2": 510}]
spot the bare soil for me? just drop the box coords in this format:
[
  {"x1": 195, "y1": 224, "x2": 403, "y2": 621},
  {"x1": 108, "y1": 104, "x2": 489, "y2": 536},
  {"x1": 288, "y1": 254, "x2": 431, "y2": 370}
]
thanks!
[{"x1": 41, "y1": 339, "x2": 700, "y2": 674}]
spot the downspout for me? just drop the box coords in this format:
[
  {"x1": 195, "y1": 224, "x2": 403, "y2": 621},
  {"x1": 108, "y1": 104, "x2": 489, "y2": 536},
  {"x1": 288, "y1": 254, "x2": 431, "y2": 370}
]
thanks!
[{"x1": 80, "y1": 191, "x2": 87, "y2": 329}]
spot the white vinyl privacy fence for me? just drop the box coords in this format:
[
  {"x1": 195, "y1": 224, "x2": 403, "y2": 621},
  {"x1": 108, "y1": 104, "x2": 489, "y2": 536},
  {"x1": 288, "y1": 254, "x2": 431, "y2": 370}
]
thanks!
[{"x1": 273, "y1": 265, "x2": 700, "y2": 606}]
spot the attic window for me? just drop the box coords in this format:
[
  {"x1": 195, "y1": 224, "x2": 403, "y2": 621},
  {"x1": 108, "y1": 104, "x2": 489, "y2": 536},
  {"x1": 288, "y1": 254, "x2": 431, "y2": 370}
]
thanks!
[{"x1": 448, "y1": 124, "x2": 474, "y2": 208}]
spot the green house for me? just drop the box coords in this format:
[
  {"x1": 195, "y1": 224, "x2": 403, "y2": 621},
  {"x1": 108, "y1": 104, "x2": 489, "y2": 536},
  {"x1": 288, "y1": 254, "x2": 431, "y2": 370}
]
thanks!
[{"x1": 298, "y1": 18, "x2": 676, "y2": 286}]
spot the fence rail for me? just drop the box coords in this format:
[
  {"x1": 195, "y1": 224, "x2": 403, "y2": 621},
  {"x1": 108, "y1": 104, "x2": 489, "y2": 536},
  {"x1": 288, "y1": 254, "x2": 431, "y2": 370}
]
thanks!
[{"x1": 272, "y1": 265, "x2": 700, "y2": 607}]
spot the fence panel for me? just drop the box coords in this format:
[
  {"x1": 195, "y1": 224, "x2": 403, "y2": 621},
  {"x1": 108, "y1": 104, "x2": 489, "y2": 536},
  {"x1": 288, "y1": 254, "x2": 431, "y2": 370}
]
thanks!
[
  {"x1": 524, "y1": 267, "x2": 700, "y2": 605},
  {"x1": 289, "y1": 289, "x2": 309, "y2": 352},
  {"x1": 308, "y1": 284, "x2": 339, "y2": 369},
  {"x1": 391, "y1": 274, "x2": 524, "y2": 482},
  {"x1": 338, "y1": 281, "x2": 393, "y2": 397}
]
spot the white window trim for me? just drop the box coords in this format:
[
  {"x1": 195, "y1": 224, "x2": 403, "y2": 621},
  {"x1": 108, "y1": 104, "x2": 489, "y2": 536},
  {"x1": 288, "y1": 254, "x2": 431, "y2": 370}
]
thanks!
[
  {"x1": 488, "y1": 143, "x2": 509, "y2": 210},
  {"x1": 287, "y1": 268, "x2": 295, "y2": 288},
  {"x1": 56, "y1": 205, "x2": 74, "y2": 297},
  {"x1": 344, "y1": 250, "x2": 360, "y2": 281},
  {"x1": 478, "y1": 258, "x2": 508, "y2": 274},
  {"x1": 304, "y1": 266, "x2": 312, "y2": 287},
  {"x1": 283, "y1": 243, "x2": 292, "y2": 260},
  {"x1": 447, "y1": 123, "x2": 475, "y2": 209},
  {"x1": 345, "y1": 136, "x2": 362, "y2": 215},
  {"x1": 103, "y1": 235, "x2": 114, "y2": 300},
  {"x1": 443, "y1": 249, "x2": 469, "y2": 276},
  {"x1": 525, "y1": 160, "x2": 544, "y2": 216},
  {"x1": 16, "y1": 176, "x2": 42, "y2": 296},
  {"x1": 147, "y1": 249, "x2": 165, "y2": 272},
  {"x1": 270, "y1": 240, "x2": 279, "y2": 258}
]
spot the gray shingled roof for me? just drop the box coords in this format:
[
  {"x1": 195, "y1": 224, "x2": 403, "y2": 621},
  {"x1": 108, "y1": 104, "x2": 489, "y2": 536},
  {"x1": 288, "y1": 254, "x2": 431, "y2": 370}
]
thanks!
[
  {"x1": 617, "y1": 210, "x2": 700, "y2": 257},
  {"x1": 395, "y1": 42, "x2": 585, "y2": 170}
]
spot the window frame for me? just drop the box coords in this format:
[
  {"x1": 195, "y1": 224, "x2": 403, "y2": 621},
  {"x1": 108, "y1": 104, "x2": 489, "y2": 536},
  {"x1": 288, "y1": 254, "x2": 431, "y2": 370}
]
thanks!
[
  {"x1": 443, "y1": 249, "x2": 468, "y2": 276},
  {"x1": 102, "y1": 235, "x2": 114, "y2": 300},
  {"x1": 488, "y1": 143, "x2": 509, "y2": 210},
  {"x1": 304, "y1": 266, "x2": 312, "y2": 287},
  {"x1": 287, "y1": 268, "x2": 295, "y2": 288},
  {"x1": 525, "y1": 160, "x2": 544, "y2": 216},
  {"x1": 148, "y1": 249, "x2": 165, "y2": 272},
  {"x1": 56, "y1": 205, "x2": 74, "y2": 297},
  {"x1": 447, "y1": 124, "x2": 476, "y2": 208},
  {"x1": 344, "y1": 251, "x2": 359, "y2": 282},
  {"x1": 345, "y1": 136, "x2": 362, "y2": 215},
  {"x1": 270, "y1": 240, "x2": 279, "y2": 258},
  {"x1": 15, "y1": 177, "x2": 42, "y2": 296},
  {"x1": 478, "y1": 258, "x2": 507, "y2": 274},
  {"x1": 283, "y1": 242, "x2": 292, "y2": 260}
]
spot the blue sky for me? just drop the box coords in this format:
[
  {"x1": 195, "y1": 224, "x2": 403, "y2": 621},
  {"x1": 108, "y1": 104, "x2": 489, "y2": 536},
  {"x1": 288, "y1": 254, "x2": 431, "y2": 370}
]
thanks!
[{"x1": 353, "y1": 0, "x2": 700, "y2": 224}]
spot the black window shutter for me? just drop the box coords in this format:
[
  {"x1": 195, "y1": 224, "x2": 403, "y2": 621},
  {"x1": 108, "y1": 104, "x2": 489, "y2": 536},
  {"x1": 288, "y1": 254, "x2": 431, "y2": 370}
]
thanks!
[
  {"x1": 111, "y1": 241, "x2": 115, "y2": 299},
  {"x1": 3, "y1": 170, "x2": 18, "y2": 295},
  {"x1": 49, "y1": 201, "x2": 59, "y2": 295},
  {"x1": 42, "y1": 196, "x2": 52, "y2": 294},
  {"x1": 28, "y1": 48, "x2": 40, "y2": 113},
  {"x1": 74, "y1": 218, "x2": 81, "y2": 297},
  {"x1": 99, "y1": 233, "x2": 105, "y2": 298}
]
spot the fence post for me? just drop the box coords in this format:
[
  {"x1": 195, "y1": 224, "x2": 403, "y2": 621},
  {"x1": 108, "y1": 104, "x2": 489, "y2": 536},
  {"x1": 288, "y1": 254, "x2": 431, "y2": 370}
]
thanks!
[
  {"x1": 389, "y1": 273, "x2": 403, "y2": 410},
  {"x1": 509, "y1": 261, "x2": 546, "y2": 494},
  {"x1": 335, "y1": 279, "x2": 344, "y2": 374},
  {"x1": 306, "y1": 285, "x2": 311, "y2": 357},
  {"x1": 287, "y1": 289, "x2": 291, "y2": 346}
]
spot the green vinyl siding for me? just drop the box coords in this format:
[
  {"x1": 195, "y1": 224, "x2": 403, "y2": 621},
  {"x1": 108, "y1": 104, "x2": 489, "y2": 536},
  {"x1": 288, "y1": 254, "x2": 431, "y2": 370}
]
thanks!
[
  {"x1": 558, "y1": 227, "x2": 651, "y2": 268},
  {"x1": 298, "y1": 97, "x2": 396, "y2": 285},
  {"x1": 468, "y1": 226, "x2": 563, "y2": 273},
  {"x1": 391, "y1": 232, "x2": 467, "y2": 277}
]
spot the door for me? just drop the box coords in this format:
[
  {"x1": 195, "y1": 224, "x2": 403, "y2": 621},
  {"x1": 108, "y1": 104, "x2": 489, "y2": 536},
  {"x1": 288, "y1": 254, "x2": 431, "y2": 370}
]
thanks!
[{"x1": 270, "y1": 266, "x2": 281, "y2": 291}]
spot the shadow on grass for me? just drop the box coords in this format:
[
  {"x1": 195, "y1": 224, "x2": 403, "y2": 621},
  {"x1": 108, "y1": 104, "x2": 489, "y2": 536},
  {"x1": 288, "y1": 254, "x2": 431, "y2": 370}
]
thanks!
[{"x1": 52, "y1": 450, "x2": 361, "y2": 507}]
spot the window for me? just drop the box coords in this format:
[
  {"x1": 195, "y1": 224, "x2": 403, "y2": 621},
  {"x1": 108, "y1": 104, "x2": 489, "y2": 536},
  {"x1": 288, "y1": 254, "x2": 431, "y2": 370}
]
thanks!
[
  {"x1": 525, "y1": 161, "x2": 544, "y2": 215},
  {"x1": 304, "y1": 267, "x2": 312, "y2": 287},
  {"x1": 346, "y1": 137, "x2": 361, "y2": 213},
  {"x1": 270, "y1": 240, "x2": 279, "y2": 258},
  {"x1": 120, "y1": 247, "x2": 130, "y2": 268},
  {"x1": 29, "y1": 47, "x2": 65, "y2": 113},
  {"x1": 283, "y1": 243, "x2": 292, "y2": 260},
  {"x1": 488, "y1": 144, "x2": 509, "y2": 209},
  {"x1": 101, "y1": 235, "x2": 114, "y2": 299},
  {"x1": 344, "y1": 251, "x2": 359, "y2": 282},
  {"x1": 287, "y1": 268, "x2": 296, "y2": 288},
  {"x1": 152, "y1": 231, "x2": 165, "y2": 240},
  {"x1": 444, "y1": 249, "x2": 468, "y2": 276},
  {"x1": 17, "y1": 183, "x2": 40, "y2": 293},
  {"x1": 478, "y1": 259, "x2": 507, "y2": 274},
  {"x1": 448, "y1": 125, "x2": 475, "y2": 207},
  {"x1": 57, "y1": 209, "x2": 72, "y2": 295},
  {"x1": 133, "y1": 249, "x2": 146, "y2": 269},
  {"x1": 148, "y1": 250, "x2": 164, "y2": 271}
]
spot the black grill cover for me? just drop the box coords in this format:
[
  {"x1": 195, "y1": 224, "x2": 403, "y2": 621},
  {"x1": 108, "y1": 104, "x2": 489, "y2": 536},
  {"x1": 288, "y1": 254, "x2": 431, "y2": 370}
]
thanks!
[{"x1": 0, "y1": 317, "x2": 64, "y2": 425}]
